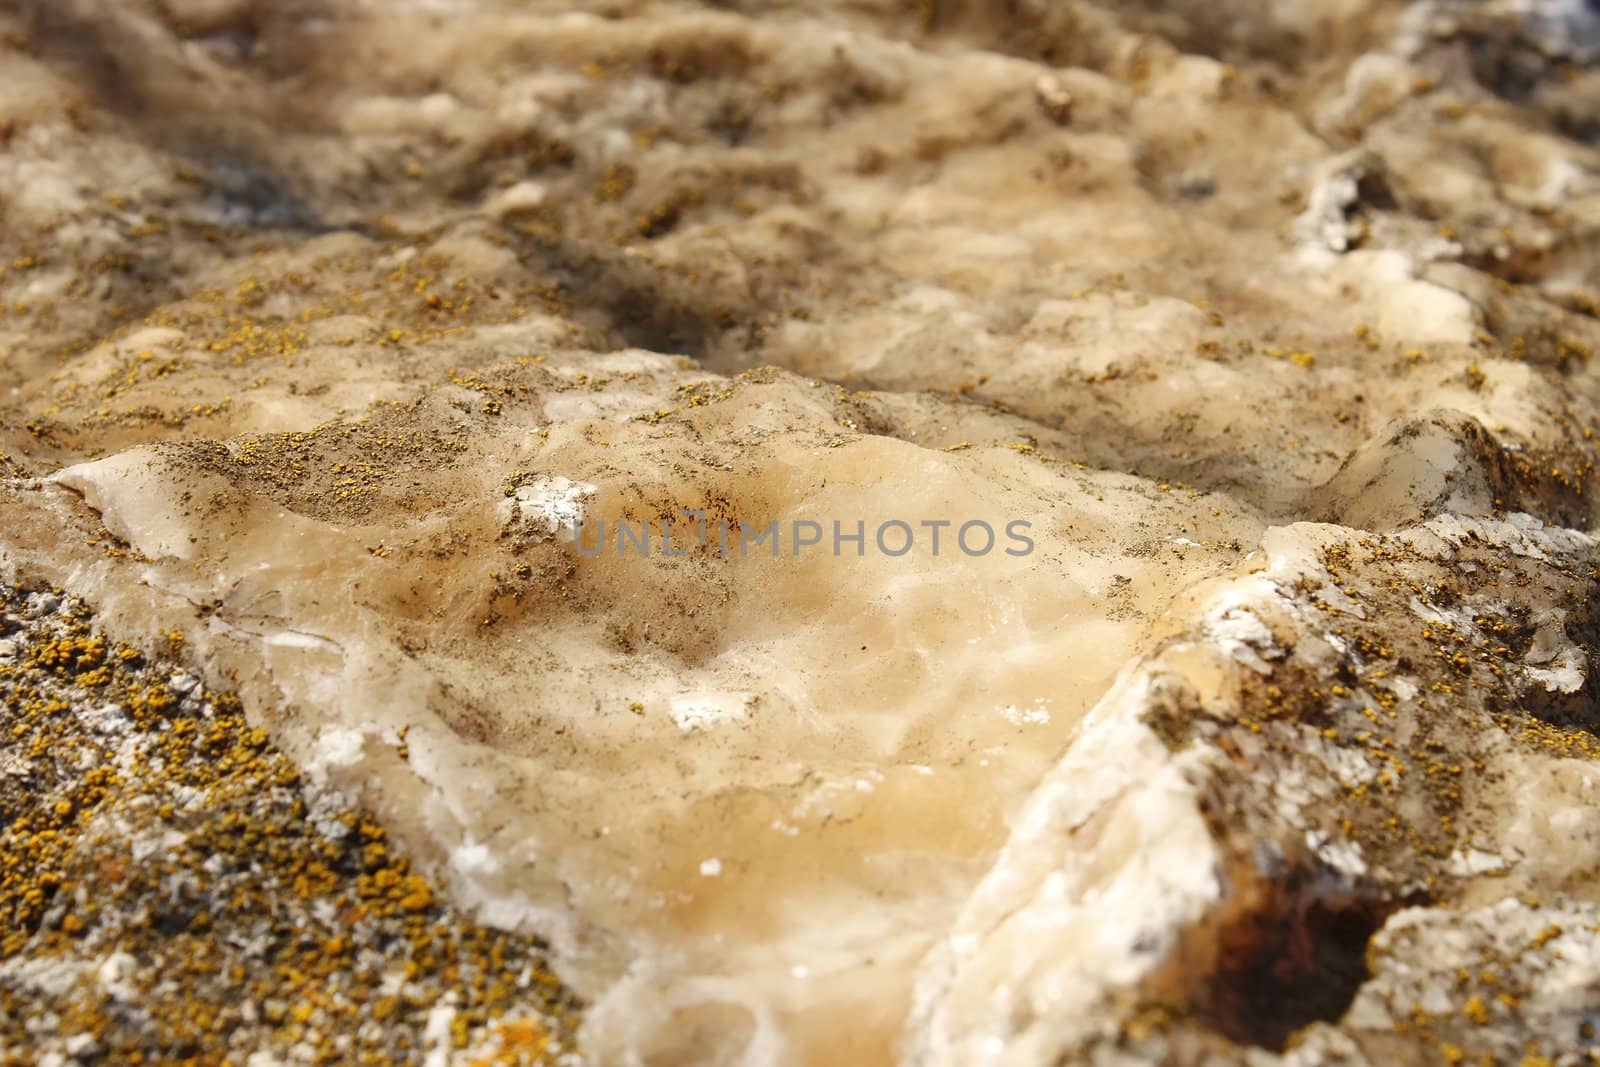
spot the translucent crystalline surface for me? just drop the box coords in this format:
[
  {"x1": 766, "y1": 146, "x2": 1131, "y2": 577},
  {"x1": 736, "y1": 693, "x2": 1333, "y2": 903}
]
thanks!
[{"x1": 4, "y1": 0, "x2": 1600, "y2": 1064}]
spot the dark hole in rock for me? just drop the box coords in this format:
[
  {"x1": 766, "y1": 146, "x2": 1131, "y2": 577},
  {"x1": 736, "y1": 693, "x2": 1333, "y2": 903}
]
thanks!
[
  {"x1": 603, "y1": 285, "x2": 720, "y2": 358},
  {"x1": 1164, "y1": 855, "x2": 1406, "y2": 1053},
  {"x1": 1205, "y1": 892, "x2": 1390, "y2": 1049},
  {"x1": 196, "y1": 157, "x2": 319, "y2": 230},
  {"x1": 1352, "y1": 169, "x2": 1397, "y2": 213}
]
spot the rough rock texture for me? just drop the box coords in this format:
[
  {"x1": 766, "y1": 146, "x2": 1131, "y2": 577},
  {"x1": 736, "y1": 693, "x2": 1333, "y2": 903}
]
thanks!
[
  {"x1": 0, "y1": 586, "x2": 581, "y2": 1067},
  {"x1": 2, "y1": 0, "x2": 1600, "y2": 1064}
]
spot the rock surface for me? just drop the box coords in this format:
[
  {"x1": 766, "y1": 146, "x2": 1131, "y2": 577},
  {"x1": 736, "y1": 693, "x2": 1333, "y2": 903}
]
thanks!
[
  {"x1": 1, "y1": 0, "x2": 1600, "y2": 1064},
  {"x1": 0, "y1": 586, "x2": 581, "y2": 1066}
]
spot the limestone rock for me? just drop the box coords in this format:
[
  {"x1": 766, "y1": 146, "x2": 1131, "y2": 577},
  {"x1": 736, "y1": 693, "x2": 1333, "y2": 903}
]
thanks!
[{"x1": 1, "y1": 0, "x2": 1599, "y2": 1064}]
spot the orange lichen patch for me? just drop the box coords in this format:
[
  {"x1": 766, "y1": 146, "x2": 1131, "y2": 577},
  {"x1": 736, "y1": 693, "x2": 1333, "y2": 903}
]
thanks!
[
  {"x1": 467, "y1": 1017, "x2": 554, "y2": 1066},
  {"x1": 0, "y1": 585, "x2": 580, "y2": 1065},
  {"x1": 1498, "y1": 715, "x2": 1600, "y2": 761}
]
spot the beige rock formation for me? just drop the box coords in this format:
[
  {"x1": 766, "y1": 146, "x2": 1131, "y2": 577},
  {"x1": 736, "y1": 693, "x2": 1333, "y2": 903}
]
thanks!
[{"x1": 2, "y1": 0, "x2": 1600, "y2": 1064}]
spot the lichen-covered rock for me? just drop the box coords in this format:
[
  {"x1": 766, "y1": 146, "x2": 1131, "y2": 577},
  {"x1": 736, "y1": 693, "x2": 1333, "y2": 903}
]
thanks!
[
  {"x1": 1, "y1": 0, "x2": 1600, "y2": 1064},
  {"x1": 910, "y1": 514, "x2": 1600, "y2": 1065},
  {"x1": 0, "y1": 586, "x2": 580, "y2": 1066}
]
